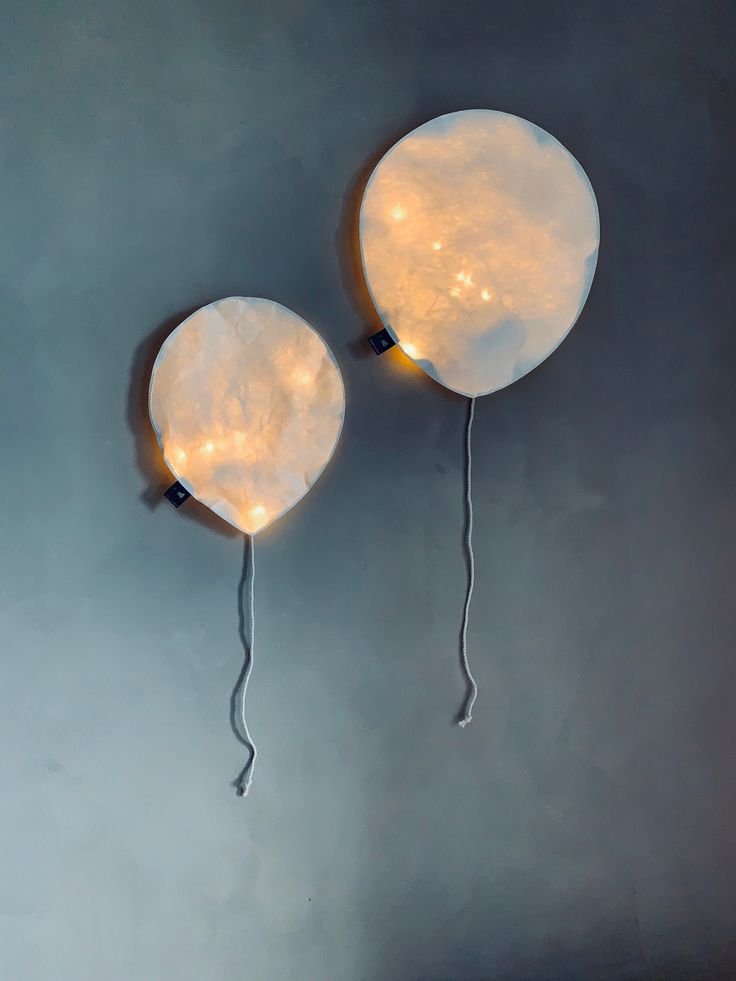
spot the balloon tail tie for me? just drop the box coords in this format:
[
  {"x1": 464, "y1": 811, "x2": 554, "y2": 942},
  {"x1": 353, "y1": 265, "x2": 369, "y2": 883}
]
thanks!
[
  {"x1": 458, "y1": 396, "x2": 477, "y2": 728},
  {"x1": 235, "y1": 536, "x2": 257, "y2": 796}
]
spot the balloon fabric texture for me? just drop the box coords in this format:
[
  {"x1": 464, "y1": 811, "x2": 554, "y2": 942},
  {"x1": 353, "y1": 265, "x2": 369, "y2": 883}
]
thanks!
[
  {"x1": 149, "y1": 297, "x2": 345, "y2": 535},
  {"x1": 360, "y1": 109, "x2": 599, "y2": 398}
]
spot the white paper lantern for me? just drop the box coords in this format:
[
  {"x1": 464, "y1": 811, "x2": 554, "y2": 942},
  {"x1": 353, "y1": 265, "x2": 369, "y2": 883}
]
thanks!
[
  {"x1": 360, "y1": 109, "x2": 599, "y2": 397},
  {"x1": 360, "y1": 110, "x2": 599, "y2": 725},
  {"x1": 149, "y1": 296, "x2": 345, "y2": 535}
]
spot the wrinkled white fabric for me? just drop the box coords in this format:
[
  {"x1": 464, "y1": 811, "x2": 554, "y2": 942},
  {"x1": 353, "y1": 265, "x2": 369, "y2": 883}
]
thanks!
[
  {"x1": 360, "y1": 110, "x2": 599, "y2": 398},
  {"x1": 149, "y1": 297, "x2": 345, "y2": 534}
]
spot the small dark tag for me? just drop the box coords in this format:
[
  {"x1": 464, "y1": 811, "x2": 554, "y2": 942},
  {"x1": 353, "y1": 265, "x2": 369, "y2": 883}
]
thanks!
[
  {"x1": 164, "y1": 481, "x2": 191, "y2": 508},
  {"x1": 368, "y1": 328, "x2": 396, "y2": 355}
]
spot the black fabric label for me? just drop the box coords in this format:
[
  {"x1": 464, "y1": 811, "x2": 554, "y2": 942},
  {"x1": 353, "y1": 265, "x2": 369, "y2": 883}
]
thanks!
[
  {"x1": 164, "y1": 481, "x2": 191, "y2": 508},
  {"x1": 368, "y1": 328, "x2": 396, "y2": 355}
]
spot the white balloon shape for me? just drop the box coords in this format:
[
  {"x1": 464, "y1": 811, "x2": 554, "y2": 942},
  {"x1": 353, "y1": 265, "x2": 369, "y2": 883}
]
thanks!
[
  {"x1": 360, "y1": 109, "x2": 599, "y2": 397},
  {"x1": 149, "y1": 297, "x2": 345, "y2": 534}
]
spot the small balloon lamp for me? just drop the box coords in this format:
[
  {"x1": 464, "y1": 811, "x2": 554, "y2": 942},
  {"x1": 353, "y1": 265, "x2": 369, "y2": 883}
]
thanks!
[{"x1": 150, "y1": 296, "x2": 345, "y2": 794}]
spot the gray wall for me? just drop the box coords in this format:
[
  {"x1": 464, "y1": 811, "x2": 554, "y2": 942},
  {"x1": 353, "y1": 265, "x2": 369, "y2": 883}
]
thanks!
[{"x1": 2, "y1": 2, "x2": 736, "y2": 979}]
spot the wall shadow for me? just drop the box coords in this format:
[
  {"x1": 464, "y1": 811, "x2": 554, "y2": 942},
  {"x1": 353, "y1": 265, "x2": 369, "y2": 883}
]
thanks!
[{"x1": 126, "y1": 305, "x2": 239, "y2": 539}]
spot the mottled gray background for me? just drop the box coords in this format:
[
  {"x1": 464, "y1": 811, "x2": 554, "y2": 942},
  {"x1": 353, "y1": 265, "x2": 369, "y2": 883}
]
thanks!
[{"x1": 2, "y1": 1, "x2": 736, "y2": 979}]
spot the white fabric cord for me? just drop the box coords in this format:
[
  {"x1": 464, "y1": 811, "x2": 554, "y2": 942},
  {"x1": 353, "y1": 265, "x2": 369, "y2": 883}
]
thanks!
[
  {"x1": 458, "y1": 396, "x2": 477, "y2": 728},
  {"x1": 238, "y1": 535, "x2": 257, "y2": 796}
]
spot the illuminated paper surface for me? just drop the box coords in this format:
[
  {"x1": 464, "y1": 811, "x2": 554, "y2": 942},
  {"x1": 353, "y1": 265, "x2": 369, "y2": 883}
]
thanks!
[
  {"x1": 149, "y1": 297, "x2": 345, "y2": 534},
  {"x1": 360, "y1": 110, "x2": 599, "y2": 397}
]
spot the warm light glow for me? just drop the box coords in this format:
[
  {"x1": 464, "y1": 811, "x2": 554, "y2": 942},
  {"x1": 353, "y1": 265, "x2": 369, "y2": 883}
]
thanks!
[
  {"x1": 360, "y1": 110, "x2": 599, "y2": 397},
  {"x1": 149, "y1": 297, "x2": 345, "y2": 535},
  {"x1": 403, "y1": 343, "x2": 419, "y2": 358}
]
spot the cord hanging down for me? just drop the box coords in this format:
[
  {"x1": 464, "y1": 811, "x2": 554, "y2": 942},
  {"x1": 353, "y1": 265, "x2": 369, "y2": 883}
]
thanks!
[
  {"x1": 458, "y1": 396, "x2": 477, "y2": 728},
  {"x1": 234, "y1": 536, "x2": 257, "y2": 796}
]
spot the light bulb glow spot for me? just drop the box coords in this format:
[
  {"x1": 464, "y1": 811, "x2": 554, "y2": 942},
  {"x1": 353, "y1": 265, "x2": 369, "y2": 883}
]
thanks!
[{"x1": 403, "y1": 343, "x2": 419, "y2": 359}]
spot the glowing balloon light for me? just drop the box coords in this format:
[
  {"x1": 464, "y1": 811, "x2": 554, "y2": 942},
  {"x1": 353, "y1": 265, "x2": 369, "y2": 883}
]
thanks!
[
  {"x1": 360, "y1": 109, "x2": 599, "y2": 397},
  {"x1": 150, "y1": 297, "x2": 345, "y2": 535},
  {"x1": 150, "y1": 296, "x2": 345, "y2": 793},
  {"x1": 360, "y1": 110, "x2": 599, "y2": 723}
]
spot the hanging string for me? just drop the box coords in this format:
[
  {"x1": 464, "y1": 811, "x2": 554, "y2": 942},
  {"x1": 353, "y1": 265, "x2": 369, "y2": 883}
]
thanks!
[
  {"x1": 458, "y1": 396, "x2": 477, "y2": 728},
  {"x1": 234, "y1": 535, "x2": 257, "y2": 796}
]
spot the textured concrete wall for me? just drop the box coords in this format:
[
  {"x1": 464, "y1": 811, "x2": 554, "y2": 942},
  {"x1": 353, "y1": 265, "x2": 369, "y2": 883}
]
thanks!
[{"x1": 2, "y1": 2, "x2": 736, "y2": 978}]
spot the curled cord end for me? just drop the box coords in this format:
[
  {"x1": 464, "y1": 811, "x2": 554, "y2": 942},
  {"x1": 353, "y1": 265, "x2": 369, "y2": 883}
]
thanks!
[
  {"x1": 458, "y1": 715, "x2": 472, "y2": 729},
  {"x1": 234, "y1": 765, "x2": 254, "y2": 797}
]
